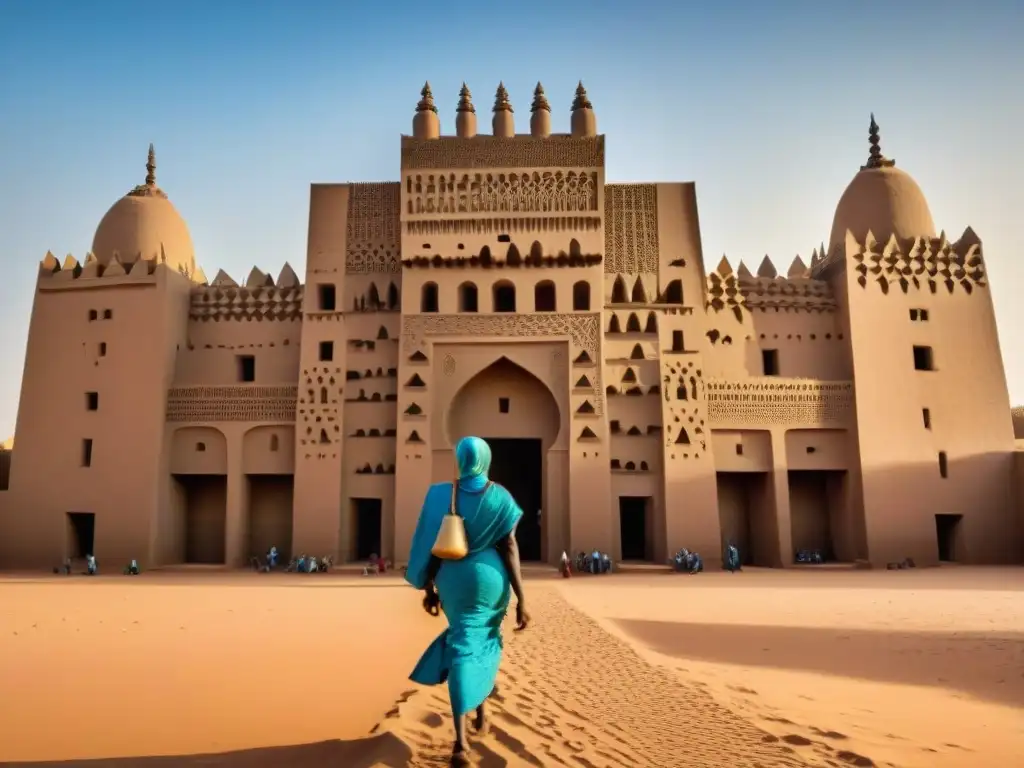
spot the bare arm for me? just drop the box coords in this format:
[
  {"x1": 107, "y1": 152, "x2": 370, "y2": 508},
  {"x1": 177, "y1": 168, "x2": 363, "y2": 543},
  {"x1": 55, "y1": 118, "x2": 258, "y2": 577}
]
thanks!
[
  {"x1": 496, "y1": 528, "x2": 526, "y2": 607},
  {"x1": 424, "y1": 554, "x2": 442, "y2": 592}
]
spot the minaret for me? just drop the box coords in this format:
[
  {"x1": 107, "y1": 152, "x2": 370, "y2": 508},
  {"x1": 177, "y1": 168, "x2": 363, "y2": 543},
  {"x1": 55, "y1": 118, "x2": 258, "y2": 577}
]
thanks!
[
  {"x1": 412, "y1": 82, "x2": 440, "y2": 140},
  {"x1": 862, "y1": 113, "x2": 895, "y2": 170},
  {"x1": 530, "y1": 82, "x2": 551, "y2": 138},
  {"x1": 492, "y1": 82, "x2": 514, "y2": 138},
  {"x1": 455, "y1": 83, "x2": 477, "y2": 139},
  {"x1": 127, "y1": 143, "x2": 168, "y2": 198},
  {"x1": 570, "y1": 81, "x2": 597, "y2": 138}
]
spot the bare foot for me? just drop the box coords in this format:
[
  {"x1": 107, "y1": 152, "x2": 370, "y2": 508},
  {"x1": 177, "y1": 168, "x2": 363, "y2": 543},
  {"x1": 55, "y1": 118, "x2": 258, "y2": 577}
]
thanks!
[
  {"x1": 450, "y1": 745, "x2": 472, "y2": 766},
  {"x1": 473, "y1": 703, "x2": 489, "y2": 735}
]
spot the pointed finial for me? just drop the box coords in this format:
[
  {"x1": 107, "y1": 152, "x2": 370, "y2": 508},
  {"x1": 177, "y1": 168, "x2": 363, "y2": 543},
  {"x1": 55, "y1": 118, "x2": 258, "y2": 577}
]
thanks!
[
  {"x1": 416, "y1": 82, "x2": 438, "y2": 113},
  {"x1": 145, "y1": 143, "x2": 156, "y2": 186},
  {"x1": 862, "y1": 113, "x2": 895, "y2": 169},
  {"x1": 457, "y1": 83, "x2": 475, "y2": 113},
  {"x1": 572, "y1": 81, "x2": 592, "y2": 111},
  {"x1": 493, "y1": 82, "x2": 513, "y2": 113},
  {"x1": 531, "y1": 82, "x2": 550, "y2": 113}
]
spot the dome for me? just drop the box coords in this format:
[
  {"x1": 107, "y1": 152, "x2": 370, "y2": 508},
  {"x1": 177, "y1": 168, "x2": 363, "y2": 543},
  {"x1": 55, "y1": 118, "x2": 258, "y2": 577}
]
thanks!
[
  {"x1": 91, "y1": 145, "x2": 197, "y2": 278},
  {"x1": 828, "y1": 116, "x2": 936, "y2": 252}
]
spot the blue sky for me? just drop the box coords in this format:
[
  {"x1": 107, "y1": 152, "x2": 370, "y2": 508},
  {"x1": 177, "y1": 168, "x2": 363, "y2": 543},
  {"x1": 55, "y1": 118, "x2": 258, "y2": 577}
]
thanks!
[{"x1": 0, "y1": 0, "x2": 1022, "y2": 438}]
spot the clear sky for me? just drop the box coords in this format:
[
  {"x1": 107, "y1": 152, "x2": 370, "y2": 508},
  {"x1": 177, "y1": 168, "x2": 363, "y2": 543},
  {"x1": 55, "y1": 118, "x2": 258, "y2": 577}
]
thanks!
[{"x1": 0, "y1": 0, "x2": 1022, "y2": 439}]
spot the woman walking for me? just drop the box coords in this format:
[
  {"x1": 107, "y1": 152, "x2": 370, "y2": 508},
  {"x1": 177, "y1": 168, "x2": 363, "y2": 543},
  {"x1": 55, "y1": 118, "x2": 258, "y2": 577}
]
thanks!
[{"x1": 405, "y1": 436, "x2": 530, "y2": 765}]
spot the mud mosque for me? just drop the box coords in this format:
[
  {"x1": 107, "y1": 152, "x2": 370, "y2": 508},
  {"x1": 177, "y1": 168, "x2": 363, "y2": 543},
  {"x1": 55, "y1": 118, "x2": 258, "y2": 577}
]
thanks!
[{"x1": 0, "y1": 81, "x2": 1020, "y2": 570}]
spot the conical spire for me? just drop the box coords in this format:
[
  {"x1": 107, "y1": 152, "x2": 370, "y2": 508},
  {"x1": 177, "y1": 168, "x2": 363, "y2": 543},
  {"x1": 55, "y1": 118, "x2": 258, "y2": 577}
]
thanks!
[
  {"x1": 457, "y1": 83, "x2": 475, "y2": 113},
  {"x1": 862, "y1": 113, "x2": 895, "y2": 170},
  {"x1": 493, "y1": 82, "x2": 513, "y2": 113},
  {"x1": 531, "y1": 82, "x2": 550, "y2": 113},
  {"x1": 572, "y1": 81, "x2": 592, "y2": 111},
  {"x1": 145, "y1": 143, "x2": 156, "y2": 186},
  {"x1": 127, "y1": 143, "x2": 167, "y2": 198},
  {"x1": 416, "y1": 82, "x2": 438, "y2": 113}
]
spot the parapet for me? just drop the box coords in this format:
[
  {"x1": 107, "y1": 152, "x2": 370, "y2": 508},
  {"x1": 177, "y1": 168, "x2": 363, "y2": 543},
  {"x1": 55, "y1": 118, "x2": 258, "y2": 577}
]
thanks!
[
  {"x1": 814, "y1": 228, "x2": 986, "y2": 295},
  {"x1": 189, "y1": 263, "x2": 303, "y2": 322},
  {"x1": 706, "y1": 254, "x2": 837, "y2": 316},
  {"x1": 400, "y1": 134, "x2": 604, "y2": 171},
  {"x1": 37, "y1": 250, "x2": 204, "y2": 288}
]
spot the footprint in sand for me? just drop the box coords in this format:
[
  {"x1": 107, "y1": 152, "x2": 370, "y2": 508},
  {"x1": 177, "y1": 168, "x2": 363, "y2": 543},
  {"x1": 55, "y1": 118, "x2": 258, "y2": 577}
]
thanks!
[{"x1": 781, "y1": 734, "x2": 814, "y2": 747}]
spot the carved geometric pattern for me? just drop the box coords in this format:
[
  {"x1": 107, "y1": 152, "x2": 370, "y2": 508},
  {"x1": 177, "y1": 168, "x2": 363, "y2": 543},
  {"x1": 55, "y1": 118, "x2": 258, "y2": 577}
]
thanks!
[
  {"x1": 443, "y1": 354, "x2": 456, "y2": 377},
  {"x1": 407, "y1": 171, "x2": 598, "y2": 215},
  {"x1": 706, "y1": 257, "x2": 837, "y2": 315},
  {"x1": 190, "y1": 287, "x2": 304, "y2": 322},
  {"x1": 705, "y1": 379, "x2": 853, "y2": 427},
  {"x1": 604, "y1": 184, "x2": 659, "y2": 274},
  {"x1": 166, "y1": 386, "x2": 297, "y2": 422},
  {"x1": 402, "y1": 312, "x2": 603, "y2": 414},
  {"x1": 406, "y1": 217, "x2": 602, "y2": 237},
  {"x1": 346, "y1": 183, "x2": 401, "y2": 275},
  {"x1": 846, "y1": 231, "x2": 987, "y2": 295},
  {"x1": 401, "y1": 136, "x2": 605, "y2": 170}
]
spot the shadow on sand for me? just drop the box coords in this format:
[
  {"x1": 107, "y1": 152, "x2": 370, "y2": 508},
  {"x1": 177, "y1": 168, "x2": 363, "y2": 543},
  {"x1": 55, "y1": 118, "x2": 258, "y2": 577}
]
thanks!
[
  {"x1": 617, "y1": 619, "x2": 1024, "y2": 708},
  {"x1": 0, "y1": 733, "x2": 415, "y2": 768}
]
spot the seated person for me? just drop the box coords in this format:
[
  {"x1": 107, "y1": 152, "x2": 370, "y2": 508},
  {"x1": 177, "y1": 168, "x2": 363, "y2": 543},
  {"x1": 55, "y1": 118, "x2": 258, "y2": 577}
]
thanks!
[
  {"x1": 600, "y1": 552, "x2": 612, "y2": 573},
  {"x1": 126, "y1": 559, "x2": 140, "y2": 575},
  {"x1": 267, "y1": 546, "x2": 279, "y2": 569},
  {"x1": 86, "y1": 554, "x2": 97, "y2": 575}
]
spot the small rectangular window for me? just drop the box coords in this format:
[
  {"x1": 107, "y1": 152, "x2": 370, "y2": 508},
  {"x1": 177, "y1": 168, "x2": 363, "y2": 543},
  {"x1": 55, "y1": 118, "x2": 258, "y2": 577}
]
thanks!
[
  {"x1": 922, "y1": 408, "x2": 932, "y2": 429},
  {"x1": 88, "y1": 309, "x2": 98, "y2": 321},
  {"x1": 735, "y1": 444, "x2": 743, "y2": 456},
  {"x1": 913, "y1": 345, "x2": 934, "y2": 371},
  {"x1": 237, "y1": 355, "x2": 256, "y2": 382},
  {"x1": 498, "y1": 397, "x2": 510, "y2": 414},
  {"x1": 319, "y1": 341, "x2": 334, "y2": 362},
  {"x1": 317, "y1": 284, "x2": 336, "y2": 312},
  {"x1": 762, "y1": 349, "x2": 779, "y2": 376},
  {"x1": 98, "y1": 342, "x2": 107, "y2": 357},
  {"x1": 671, "y1": 330, "x2": 684, "y2": 352},
  {"x1": 103, "y1": 309, "x2": 113, "y2": 320},
  {"x1": 910, "y1": 308, "x2": 929, "y2": 321},
  {"x1": 81, "y1": 439, "x2": 93, "y2": 468},
  {"x1": 938, "y1": 451, "x2": 948, "y2": 478},
  {"x1": 497, "y1": 234, "x2": 511, "y2": 243},
  {"x1": 86, "y1": 392, "x2": 99, "y2": 411}
]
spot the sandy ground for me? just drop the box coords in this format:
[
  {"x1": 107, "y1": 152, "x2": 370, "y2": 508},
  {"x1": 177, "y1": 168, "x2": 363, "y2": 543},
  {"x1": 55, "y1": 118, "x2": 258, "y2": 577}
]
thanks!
[{"x1": 0, "y1": 567, "x2": 1020, "y2": 767}]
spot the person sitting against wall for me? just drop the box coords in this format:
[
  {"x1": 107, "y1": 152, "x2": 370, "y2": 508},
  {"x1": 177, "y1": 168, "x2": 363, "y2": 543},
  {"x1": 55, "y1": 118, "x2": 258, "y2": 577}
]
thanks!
[{"x1": 86, "y1": 554, "x2": 97, "y2": 576}]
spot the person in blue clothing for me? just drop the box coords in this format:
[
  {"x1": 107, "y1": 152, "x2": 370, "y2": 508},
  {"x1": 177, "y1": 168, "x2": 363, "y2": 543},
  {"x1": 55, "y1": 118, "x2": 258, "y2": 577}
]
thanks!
[{"x1": 405, "y1": 436, "x2": 530, "y2": 766}]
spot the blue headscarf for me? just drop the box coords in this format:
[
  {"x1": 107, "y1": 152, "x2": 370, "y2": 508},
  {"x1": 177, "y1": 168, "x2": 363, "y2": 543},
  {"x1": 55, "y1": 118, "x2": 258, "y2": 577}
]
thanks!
[{"x1": 456, "y1": 436, "x2": 491, "y2": 492}]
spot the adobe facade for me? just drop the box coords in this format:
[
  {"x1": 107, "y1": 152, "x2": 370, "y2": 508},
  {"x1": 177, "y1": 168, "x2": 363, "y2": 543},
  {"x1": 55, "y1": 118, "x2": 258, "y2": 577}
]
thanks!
[{"x1": 0, "y1": 82, "x2": 1020, "y2": 570}]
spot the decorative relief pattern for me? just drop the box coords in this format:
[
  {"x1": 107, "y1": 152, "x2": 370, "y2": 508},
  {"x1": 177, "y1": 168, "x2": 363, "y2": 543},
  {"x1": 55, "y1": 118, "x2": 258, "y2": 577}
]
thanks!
[
  {"x1": 442, "y1": 354, "x2": 456, "y2": 377},
  {"x1": 406, "y1": 217, "x2": 601, "y2": 237},
  {"x1": 346, "y1": 183, "x2": 401, "y2": 275},
  {"x1": 166, "y1": 386, "x2": 297, "y2": 422},
  {"x1": 705, "y1": 379, "x2": 852, "y2": 427},
  {"x1": 604, "y1": 184, "x2": 659, "y2": 274},
  {"x1": 845, "y1": 230, "x2": 987, "y2": 295},
  {"x1": 407, "y1": 171, "x2": 598, "y2": 215},
  {"x1": 706, "y1": 256, "x2": 837, "y2": 316},
  {"x1": 190, "y1": 286, "x2": 303, "y2": 322},
  {"x1": 401, "y1": 136, "x2": 604, "y2": 170},
  {"x1": 402, "y1": 312, "x2": 603, "y2": 413}
]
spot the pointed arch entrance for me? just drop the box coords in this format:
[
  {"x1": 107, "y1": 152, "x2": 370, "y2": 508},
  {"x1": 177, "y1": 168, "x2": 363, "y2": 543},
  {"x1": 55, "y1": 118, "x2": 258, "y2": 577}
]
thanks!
[{"x1": 447, "y1": 356, "x2": 562, "y2": 561}]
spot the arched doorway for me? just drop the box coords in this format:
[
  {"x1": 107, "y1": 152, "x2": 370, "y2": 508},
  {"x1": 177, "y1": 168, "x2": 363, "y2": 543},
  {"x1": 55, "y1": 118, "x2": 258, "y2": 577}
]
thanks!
[{"x1": 448, "y1": 356, "x2": 561, "y2": 561}]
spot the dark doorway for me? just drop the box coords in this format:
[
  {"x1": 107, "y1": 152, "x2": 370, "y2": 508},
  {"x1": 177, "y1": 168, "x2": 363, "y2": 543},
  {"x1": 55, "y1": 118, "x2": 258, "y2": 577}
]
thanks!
[
  {"x1": 352, "y1": 498, "x2": 383, "y2": 560},
  {"x1": 66, "y1": 512, "x2": 95, "y2": 558},
  {"x1": 178, "y1": 475, "x2": 228, "y2": 565},
  {"x1": 486, "y1": 438, "x2": 543, "y2": 561},
  {"x1": 619, "y1": 496, "x2": 650, "y2": 560},
  {"x1": 935, "y1": 514, "x2": 963, "y2": 562},
  {"x1": 716, "y1": 472, "x2": 772, "y2": 566}
]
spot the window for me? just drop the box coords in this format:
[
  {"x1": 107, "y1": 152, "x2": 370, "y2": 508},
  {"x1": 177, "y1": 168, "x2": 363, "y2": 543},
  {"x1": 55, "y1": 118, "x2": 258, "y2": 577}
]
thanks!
[
  {"x1": 458, "y1": 282, "x2": 478, "y2": 313},
  {"x1": 98, "y1": 342, "x2": 107, "y2": 357},
  {"x1": 237, "y1": 355, "x2": 256, "y2": 382},
  {"x1": 88, "y1": 309, "x2": 98, "y2": 321},
  {"x1": 317, "y1": 284, "x2": 336, "y2": 312},
  {"x1": 735, "y1": 444, "x2": 743, "y2": 456},
  {"x1": 493, "y1": 281, "x2": 516, "y2": 313},
  {"x1": 663, "y1": 279, "x2": 684, "y2": 304},
  {"x1": 913, "y1": 345, "x2": 934, "y2": 371},
  {"x1": 103, "y1": 309, "x2": 113, "y2": 320},
  {"x1": 498, "y1": 397, "x2": 510, "y2": 414},
  {"x1": 270, "y1": 434, "x2": 279, "y2": 452},
  {"x1": 421, "y1": 282, "x2": 439, "y2": 313},
  {"x1": 196, "y1": 442, "x2": 206, "y2": 452},
  {"x1": 910, "y1": 308, "x2": 929, "y2": 322},
  {"x1": 81, "y1": 439, "x2": 93, "y2": 468},
  {"x1": 497, "y1": 234, "x2": 511, "y2": 243},
  {"x1": 671, "y1": 330, "x2": 684, "y2": 352},
  {"x1": 572, "y1": 281, "x2": 590, "y2": 311},
  {"x1": 534, "y1": 281, "x2": 556, "y2": 312},
  {"x1": 319, "y1": 341, "x2": 334, "y2": 362},
  {"x1": 86, "y1": 392, "x2": 98, "y2": 411},
  {"x1": 806, "y1": 446, "x2": 816, "y2": 454},
  {"x1": 922, "y1": 408, "x2": 932, "y2": 430},
  {"x1": 762, "y1": 349, "x2": 779, "y2": 376},
  {"x1": 938, "y1": 451, "x2": 948, "y2": 478}
]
